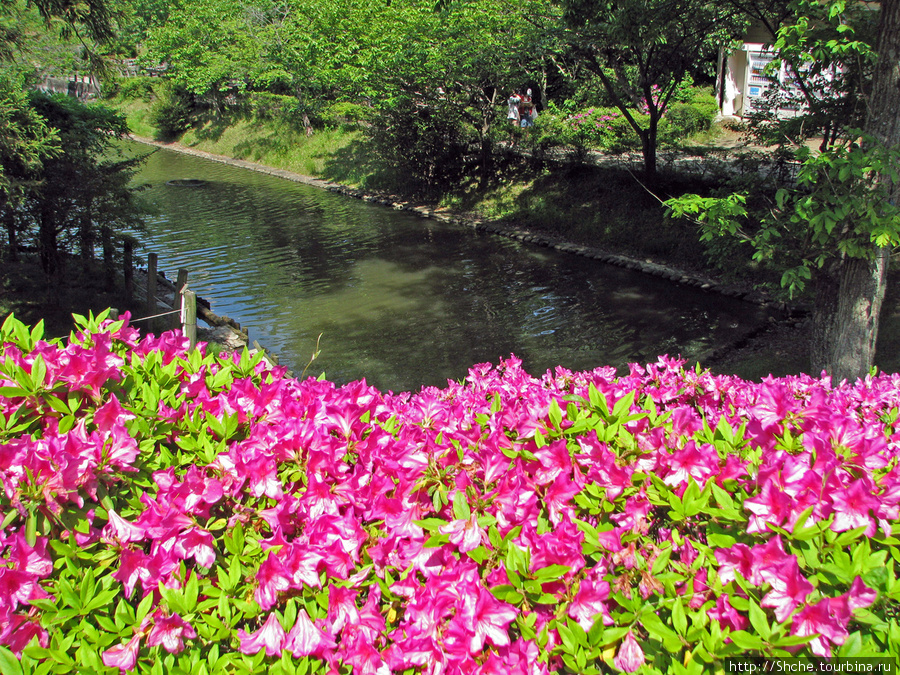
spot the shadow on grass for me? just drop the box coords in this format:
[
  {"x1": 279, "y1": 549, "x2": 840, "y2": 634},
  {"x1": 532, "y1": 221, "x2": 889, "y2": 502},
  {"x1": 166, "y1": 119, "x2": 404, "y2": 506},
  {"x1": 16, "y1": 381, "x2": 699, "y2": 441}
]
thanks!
[
  {"x1": 320, "y1": 137, "x2": 399, "y2": 189},
  {"x1": 439, "y1": 160, "x2": 718, "y2": 274},
  {"x1": 188, "y1": 112, "x2": 243, "y2": 146}
]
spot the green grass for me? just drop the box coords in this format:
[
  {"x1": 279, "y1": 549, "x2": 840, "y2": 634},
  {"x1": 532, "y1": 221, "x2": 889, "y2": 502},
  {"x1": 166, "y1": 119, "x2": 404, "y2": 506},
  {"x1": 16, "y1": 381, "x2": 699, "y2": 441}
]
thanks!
[
  {"x1": 107, "y1": 95, "x2": 388, "y2": 188},
  {"x1": 180, "y1": 116, "x2": 363, "y2": 178},
  {"x1": 111, "y1": 97, "x2": 158, "y2": 139}
]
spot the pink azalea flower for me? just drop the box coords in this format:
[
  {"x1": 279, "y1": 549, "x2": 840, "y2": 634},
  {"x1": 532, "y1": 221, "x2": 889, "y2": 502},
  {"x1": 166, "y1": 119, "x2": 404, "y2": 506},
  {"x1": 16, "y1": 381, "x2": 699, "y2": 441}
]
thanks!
[
  {"x1": 145, "y1": 611, "x2": 197, "y2": 654},
  {"x1": 790, "y1": 597, "x2": 848, "y2": 657},
  {"x1": 0, "y1": 569, "x2": 50, "y2": 609},
  {"x1": 568, "y1": 578, "x2": 612, "y2": 630},
  {"x1": 112, "y1": 548, "x2": 153, "y2": 597},
  {"x1": 238, "y1": 612, "x2": 286, "y2": 657},
  {"x1": 744, "y1": 480, "x2": 794, "y2": 533},
  {"x1": 0, "y1": 613, "x2": 48, "y2": 655},
  {"x1": 709, "y1": 594, "x2": 748, "y2": 632},
  {"x1": 6, "y1": 532, "x2": 52, "y2": 576},
  {"x1": 846, "y1": 576, "x2": 877, "y2": 610},
  {"x1": 338, "y1": 631, "x2": 390, "y2": 675},
  {"x1": 255, "y1": 551, "x2": 293, "y2": 610},
  {"x1": 328, "y1": 585, "x2": 361, "y2": 633},
  {"x1": 749, "y1": 536, "x2": 792, "y2": 584},
  {"x1": 830, "y1": 478, "x2": 880, "y2": 535},
  {"x1": 102, "y1": 634, "x2": 142, "y2": 672},
  {"x1": 461, "y1": 588, "x2": 518, "y2": 653},
  {"x1": 172, "y1": 528, "x2": 216, "y2": 568},
  {"x1": 242, "y1": 453, "x2": 283, "y2": 500},
  {"x1": 614, "y1": 630, "x2": 645, "y2": 673},
  {"x1": 439, "y1": 514, "x2": 483, "y2": 552},
  {"x1": 103, "y1": 510, "x2": 147, "y2": 545},
  {"x1": 760, "y1": 558, "x2": 814, "y2": 622},
  {"x1": 285, "y1": 609, "x2": 336, "y2": 658}
]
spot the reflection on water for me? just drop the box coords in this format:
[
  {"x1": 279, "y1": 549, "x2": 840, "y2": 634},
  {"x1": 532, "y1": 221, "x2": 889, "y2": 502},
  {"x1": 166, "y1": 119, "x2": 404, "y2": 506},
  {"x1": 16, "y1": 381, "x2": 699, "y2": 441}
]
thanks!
[{"x1": 129, "y1": 142, "x2": 771, "y2": 393}]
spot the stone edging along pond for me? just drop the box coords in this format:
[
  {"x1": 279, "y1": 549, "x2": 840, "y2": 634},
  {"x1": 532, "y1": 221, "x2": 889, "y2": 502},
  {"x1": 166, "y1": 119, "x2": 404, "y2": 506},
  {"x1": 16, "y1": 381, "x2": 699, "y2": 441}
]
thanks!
[{"x1": 131, "y1": 135, "x2": 804, "y2": 365}]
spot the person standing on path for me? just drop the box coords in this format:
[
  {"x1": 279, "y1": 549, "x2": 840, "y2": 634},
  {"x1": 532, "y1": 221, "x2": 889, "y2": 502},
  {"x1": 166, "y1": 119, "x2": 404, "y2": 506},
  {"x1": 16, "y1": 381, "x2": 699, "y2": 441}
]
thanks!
[
  {"x1": 518, "y1": 90, "x2": 534, "y2": 128},
  {"x1": 507, "y1": 91, "x2": 522, "y2": 127}
]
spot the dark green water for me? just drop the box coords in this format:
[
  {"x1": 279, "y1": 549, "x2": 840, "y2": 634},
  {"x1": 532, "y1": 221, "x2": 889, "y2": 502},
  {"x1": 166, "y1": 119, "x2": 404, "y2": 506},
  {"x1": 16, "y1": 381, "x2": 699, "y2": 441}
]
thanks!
[{"x1": 131, "y1": 143, "x2": 772, "y2": 392}]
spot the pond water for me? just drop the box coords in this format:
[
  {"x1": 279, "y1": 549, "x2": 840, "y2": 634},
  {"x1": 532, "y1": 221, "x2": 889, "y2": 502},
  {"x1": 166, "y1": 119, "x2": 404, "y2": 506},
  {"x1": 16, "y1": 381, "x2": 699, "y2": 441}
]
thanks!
[{"x1": 130, "y1": 142, "x2": 774, "y2": 393}]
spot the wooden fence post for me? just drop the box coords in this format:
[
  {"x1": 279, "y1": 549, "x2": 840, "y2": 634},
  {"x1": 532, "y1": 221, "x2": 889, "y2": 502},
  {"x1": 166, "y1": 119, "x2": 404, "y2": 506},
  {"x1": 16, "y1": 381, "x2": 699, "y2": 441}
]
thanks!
[
  {"x1": 173, "y1": 268, "x2": 189, "y2": 330},
  {"x1": 123, "y1": 240, "x2": 133, "y2": 304},
  {"x1": 182, "y1": 289, "x2": 197, "y2": 352},
  {"x1": 147, "y1": 253, "x2": 158, "y2": 333}
]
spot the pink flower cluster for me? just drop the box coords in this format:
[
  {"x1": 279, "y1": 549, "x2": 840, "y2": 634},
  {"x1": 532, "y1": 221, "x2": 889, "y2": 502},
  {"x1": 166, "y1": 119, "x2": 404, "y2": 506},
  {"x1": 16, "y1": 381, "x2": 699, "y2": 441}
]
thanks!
[
  {"x1": 566, "y1": 108, "x2": 620, "y2": 134},
  {"x1": 1, "y1": 315, "x2": 897, "y2": 673}
]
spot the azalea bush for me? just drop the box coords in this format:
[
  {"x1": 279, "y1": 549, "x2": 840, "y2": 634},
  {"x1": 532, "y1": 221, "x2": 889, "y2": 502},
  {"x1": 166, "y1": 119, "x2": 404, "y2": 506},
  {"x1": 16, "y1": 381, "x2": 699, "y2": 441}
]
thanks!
[
  {"x1": 535, "y1": 104, "x2": 638, "y2": 158},
  {"x1": 1, "y1": 311, "x2": 900, "y2": 675}
]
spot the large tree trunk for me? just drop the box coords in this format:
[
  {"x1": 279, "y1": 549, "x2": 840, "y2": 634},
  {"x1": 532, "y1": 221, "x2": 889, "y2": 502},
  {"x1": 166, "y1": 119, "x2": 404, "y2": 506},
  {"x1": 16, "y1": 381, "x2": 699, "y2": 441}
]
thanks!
[
  {"x1": 812, "y1": 251, "x2": 889, "y2": 382},
  {"x1": 813, "y1": 0, "x2": 900, "y2": 382}
]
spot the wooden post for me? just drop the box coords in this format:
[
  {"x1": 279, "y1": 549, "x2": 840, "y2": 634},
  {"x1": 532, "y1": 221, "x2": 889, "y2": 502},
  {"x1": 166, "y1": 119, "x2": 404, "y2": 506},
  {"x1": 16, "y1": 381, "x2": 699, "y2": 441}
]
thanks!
[
  {"x1": 182, "y1": 289, "x2": 197, "y2": 352},
  {"x1": 147, "y1": 253, "x2": 158, "y2": 333},
  {"x1": 173, "y1": 268, "x2": 189, "y2": 330},
  {"x1": 123, "y1": 240, "x2": 133, "y2": 304}
]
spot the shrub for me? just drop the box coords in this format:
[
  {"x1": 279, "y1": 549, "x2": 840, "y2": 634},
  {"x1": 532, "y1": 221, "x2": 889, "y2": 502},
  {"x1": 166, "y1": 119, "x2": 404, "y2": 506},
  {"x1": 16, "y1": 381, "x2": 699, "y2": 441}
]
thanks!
[
  {"x1": 114, "y1": 77, "x2": 156, "y2": 103},
  {"x1": 322, "y1": 101, "x2": 373, "y2": 129},
  {"x1": 661, "y1": 90, "x2": 720, "y2": 143},
  {"x1": 148, "y1": 83, "x2": 194, "y2": 140},
  {"x1": 1, "y1": 311, "x2": 899, "y2": 674},
  {"x1": 533, "y1": 104, "x2": 639, "y2": 159},
  {"x1": 247, "y1": 92, "x2": 296, "y2": 122}
]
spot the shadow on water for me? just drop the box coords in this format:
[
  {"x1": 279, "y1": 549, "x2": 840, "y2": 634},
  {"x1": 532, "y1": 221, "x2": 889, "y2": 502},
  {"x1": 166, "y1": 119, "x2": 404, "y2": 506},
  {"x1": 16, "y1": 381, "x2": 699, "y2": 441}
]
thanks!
[{"x1": 131, "y1": 142, "x2": 775, "y2": 393}]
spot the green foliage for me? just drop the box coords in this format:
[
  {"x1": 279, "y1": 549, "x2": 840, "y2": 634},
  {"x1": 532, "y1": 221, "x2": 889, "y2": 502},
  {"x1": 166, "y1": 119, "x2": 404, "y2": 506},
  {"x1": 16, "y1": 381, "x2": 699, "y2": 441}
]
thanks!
[
  {"x1": 0, "y1": 73, "x2": 60, "y2": 193},
  {"x1": 533, "y1": 103, "x2": 634, "y2": 159},
  {"x1": 321, "y1": 101, "x2": 372, "y2": 128},
  {"x1": 660, "y1": 90, "x2": 719, "y2": 143},
  {"x1": 111, "y1": 76, "x2": 156, "y2": 103},
  {"x1": 560, "y1": 0, "x2": 746, "y2": 175},
  {"x1": 665, "y1": 136, "x2": 900, "y2": 299},
  {"x1": 148, "y1": 82, "x2": 194, "y2": 139},
  {"x1": 369, "y1": 95, "x2": 472, "y2": 194},
  {"x1": 743, "y1": 0, "x2": 878, "y2": 150},
  {"x1": 4, "y1": 92, "x2": 145, "y2": 283}
]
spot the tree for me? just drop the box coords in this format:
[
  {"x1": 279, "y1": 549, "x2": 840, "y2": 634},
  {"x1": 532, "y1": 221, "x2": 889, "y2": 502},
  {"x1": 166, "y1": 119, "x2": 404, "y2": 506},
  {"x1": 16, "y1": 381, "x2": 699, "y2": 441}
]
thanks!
[
  {"x1": 667, "y1": 0, "x2": 900, "y2": 382},
  {"x1": 818, "y1": 0, "x2": 900, "y2": 382},
  {"x1": 0, "y1": 0, "x2": 146, "y2": 299},
  {"x1": 559, "y1": 0, "x2": 745, "y2": 179},
  {"x1": 364, "y1": 0, "x2": 554, "y2": 191}
]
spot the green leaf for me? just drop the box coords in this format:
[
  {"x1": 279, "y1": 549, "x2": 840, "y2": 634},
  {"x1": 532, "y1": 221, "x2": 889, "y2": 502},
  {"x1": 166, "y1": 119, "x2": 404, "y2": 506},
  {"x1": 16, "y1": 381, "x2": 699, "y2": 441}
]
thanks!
[
  {"x1": 747, "y1": 599, "x2": 771, "y2": 641},
  {"x1": 728, "y1": 630, "x2": 766, "y2": 651},
  {"x1": 652, "y1": 546, "x2": 673, "y2": 575},
  {"x1": 533, "y1": 564, "x2": 571, "y2": 581},
  {"x1": 0, "y1": 646, "x2": 23, "y2": 675},
  {"x1": 452, "y1": 491, "x2": 471, "y2": 521},
  {"x1": 548, "y1": 398, "x2": 563, "y2": 431}
]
